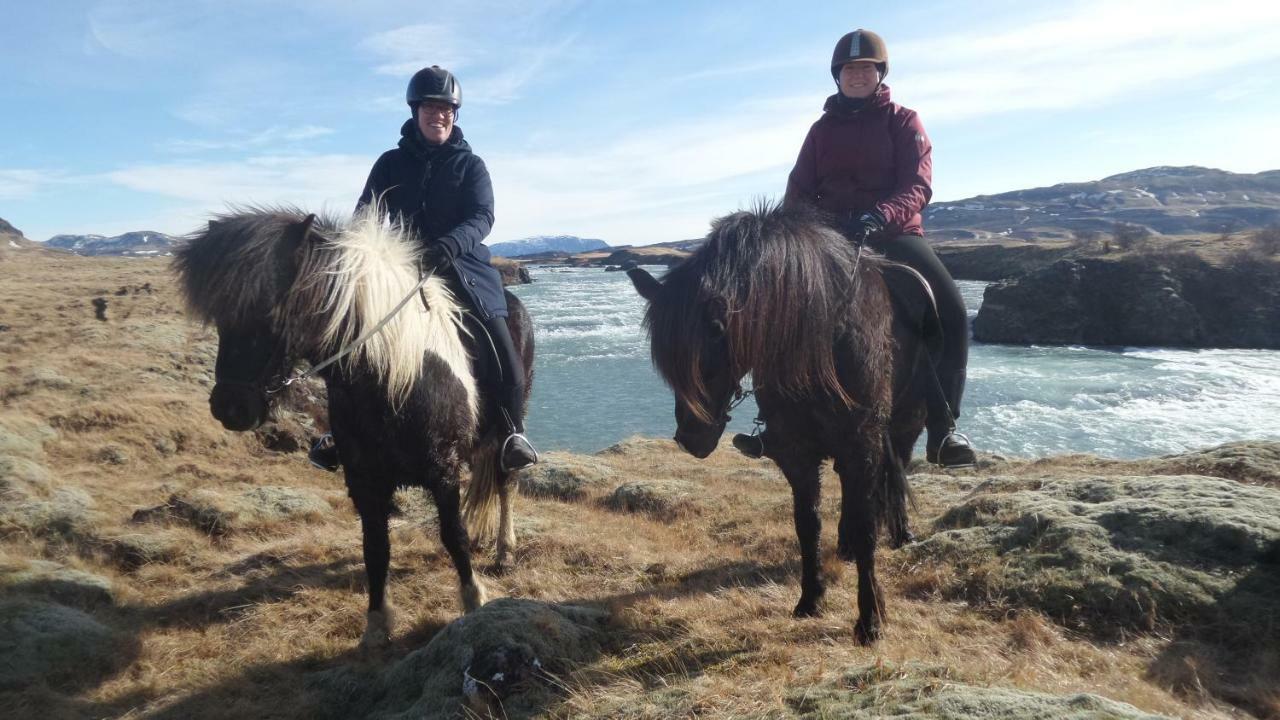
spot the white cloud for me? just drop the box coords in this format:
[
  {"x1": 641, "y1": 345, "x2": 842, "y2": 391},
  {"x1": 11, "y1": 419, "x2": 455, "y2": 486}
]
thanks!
[
  {"x1": 162, "y1": 125, "x2": 336, "y2": 153},
  {"x1": 0, "y1": 169, "x2": 63, "y2": 200},
  {"x1": 360, "y1": 23, "x2": 470, "y2": 77},
  {"x1": 104, "y1": 153, "x2": 375, "y2": 230},
  {"x1": 896, "y1": 0, "x2": 1280, "y2": 123}
]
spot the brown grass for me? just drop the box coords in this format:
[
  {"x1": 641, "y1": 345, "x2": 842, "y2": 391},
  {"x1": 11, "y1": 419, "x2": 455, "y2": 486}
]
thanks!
[{"x1": 0, "y1": 247, "x2": 1264, "y2": 719}]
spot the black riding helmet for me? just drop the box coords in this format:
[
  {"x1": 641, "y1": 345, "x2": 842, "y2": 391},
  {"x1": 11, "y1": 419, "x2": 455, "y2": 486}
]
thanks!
[
  {"x1": 830, "y1": 29, "x2": 889, "y2": 81},
  {"x1": 406, "y1": 65, "x2": 462, "y2": 111}
]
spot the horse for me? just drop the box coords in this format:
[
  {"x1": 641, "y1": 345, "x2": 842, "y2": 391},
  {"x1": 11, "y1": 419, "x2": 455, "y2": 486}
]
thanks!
[
  {"x1": 172, "y1": 205, "x2": 533, "y2": 649},
  {"x1": 627, "y1": 202, "x2": 932, "y2": 643}
]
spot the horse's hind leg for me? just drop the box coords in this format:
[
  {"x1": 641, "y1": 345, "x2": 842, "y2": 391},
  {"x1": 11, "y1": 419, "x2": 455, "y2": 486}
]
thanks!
[
  {"x1": 430, "y1": 481, "x2": 488, "y2": 612},
  {"x1": 777, "y1": 453, "x2": 825, "y2": 618},
  {"x1": 354, "y1": 494, "x2": 395, "y2": 650}
]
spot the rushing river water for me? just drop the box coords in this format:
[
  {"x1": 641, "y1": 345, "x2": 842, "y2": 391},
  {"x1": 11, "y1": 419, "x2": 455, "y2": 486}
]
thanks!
[{"x1": 507, "y1": 266, "x2": 1280, "y2": 457}]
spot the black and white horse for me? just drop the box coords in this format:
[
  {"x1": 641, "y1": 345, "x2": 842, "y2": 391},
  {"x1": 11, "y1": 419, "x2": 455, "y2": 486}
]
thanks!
[{"x1": 174, "y1": 206, "x2": 533, "y2": 648}]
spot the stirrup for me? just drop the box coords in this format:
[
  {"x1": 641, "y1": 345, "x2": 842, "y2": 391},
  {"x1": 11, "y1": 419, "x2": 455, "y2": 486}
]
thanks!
[
  {"x1": 500, "y1": 432, "x2": 539, "y2": 472},
  {"x1": 928, "y1": 431, "x2": 976, "y2": 469},
  {"x1": 308, "y1": 433, "x2": 340, "y2": 472}
]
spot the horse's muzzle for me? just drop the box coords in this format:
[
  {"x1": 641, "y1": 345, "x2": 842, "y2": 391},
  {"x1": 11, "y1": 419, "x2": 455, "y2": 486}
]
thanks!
[{"x1": 209, "y1": 384, "x2": 267, "y2": 432}]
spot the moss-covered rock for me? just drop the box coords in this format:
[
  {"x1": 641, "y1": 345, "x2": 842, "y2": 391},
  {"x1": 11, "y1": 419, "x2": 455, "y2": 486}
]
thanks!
[
  {"x1": 605, "y1": 480, "x2": 705, "y2": 521},
  {"x1": 902, "y1": 474, "x2": 1280, "y2": 635},
  {"x1": 0, "y1": 559, "x2": 114, "y2": 607},
  {"x1": 131, "y1": 486, "x2": 332, "y2": 536},
  {"x1": 518, "y1": 453, "x2": 616, "y2": 502},
  {"x1": 0, "y1": 599, "x2": 131, "y2": 690},
  {"x1": 308, "y1": 598, "x2": 607, "y2": 719},
  {"x1": 788, "y1": 662, "x2": 1171, "y2": 719}
]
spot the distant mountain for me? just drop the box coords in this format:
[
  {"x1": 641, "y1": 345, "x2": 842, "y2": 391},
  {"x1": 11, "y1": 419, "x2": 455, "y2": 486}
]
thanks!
[
  {"x1": 0, "y1": 217, "x2": 20, "y2": 236},
  {"x1": 925, "y1": 166, "x2": 1280, "y2": 241},
  {"x1": 44, "y1": 231, "x2": 178, "y2": 257},
  {"x1": 488, "y1": 235, "x2": 609, "y2": 257}
]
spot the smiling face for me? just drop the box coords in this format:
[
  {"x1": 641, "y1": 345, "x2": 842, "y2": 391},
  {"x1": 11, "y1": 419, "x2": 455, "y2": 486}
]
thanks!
[
  {"x1": 415, "y1": 100, "x2": 456, "y2": 144},
  {"x1": 838, "y1": 60, "x2": 881, "y2": 99}
]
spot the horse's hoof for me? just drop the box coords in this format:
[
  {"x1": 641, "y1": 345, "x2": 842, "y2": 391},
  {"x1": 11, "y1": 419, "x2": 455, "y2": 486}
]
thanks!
[
  {"x1": 854, "y1": 617, "x2": 882, "y2": 645},
  {"x1": 793, "y1": 597, "x2": 823, "y2": 618},
  {"x1": 460, "y1": 578, "x2": 488, "y2": 612},
  {"x1": 889, "y1": 529, "x2": 917, "y2": 549},
  {"x1": 360, "y1": 607, "x2": 395, "y2": 651}
]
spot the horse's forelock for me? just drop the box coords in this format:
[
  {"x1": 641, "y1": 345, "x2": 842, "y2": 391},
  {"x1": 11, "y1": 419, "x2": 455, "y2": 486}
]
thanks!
[
  {"x1": 675, "y1": 201, "x2": 867, "y2": 407},
  {"x1": 642, "y1": 266, "x2": 719, "y2": 424},
  {"x1": 173, "y1": 207, "x2": 328, "y2": 327}
]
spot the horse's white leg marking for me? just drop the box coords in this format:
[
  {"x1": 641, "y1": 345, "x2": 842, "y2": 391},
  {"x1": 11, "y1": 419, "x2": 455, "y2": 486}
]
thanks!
[
  {"x1": 361, "y1": 603, "x2": 396, "y2": 650},
  {"x1": 460, "y1": 577, "x2": 488, "y2": 612},
  {"x1": 495, "y1": 483, "x2": 516, "y2": 569}
]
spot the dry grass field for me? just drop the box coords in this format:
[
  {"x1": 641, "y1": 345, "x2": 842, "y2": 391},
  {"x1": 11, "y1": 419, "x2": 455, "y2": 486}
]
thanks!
[{"x1": 2, "y1": 241, "x2": 1277, "y2": 719}]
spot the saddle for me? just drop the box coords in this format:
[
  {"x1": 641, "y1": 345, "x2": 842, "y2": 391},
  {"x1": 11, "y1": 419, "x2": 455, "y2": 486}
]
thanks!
[{"x1": 881, "y1": 261, "x2": 943, "y2": 351}]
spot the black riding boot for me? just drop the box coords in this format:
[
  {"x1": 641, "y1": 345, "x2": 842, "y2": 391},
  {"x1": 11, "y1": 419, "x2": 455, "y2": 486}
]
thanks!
[
  {"x1": 482, "y1": 316, "x2": 539, "y2": 472},
  {"x1": 309, "y1": 433, "x2": 340, "y2": 472},
  {"x1": 924, "y1": 368, "x2": 976, "y2": 468}
]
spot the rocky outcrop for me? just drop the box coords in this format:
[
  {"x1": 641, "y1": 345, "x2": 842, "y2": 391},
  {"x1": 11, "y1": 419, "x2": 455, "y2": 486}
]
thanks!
[
  {"x1": 490, "y1": 256, "x2": 532, "y2": 285},
  {"x1": 974, "y1": 253, "x2": 1280, "y2": 347},
  {"x1": 933, "y1": 242, "x2": 1074, "y2": 281}
]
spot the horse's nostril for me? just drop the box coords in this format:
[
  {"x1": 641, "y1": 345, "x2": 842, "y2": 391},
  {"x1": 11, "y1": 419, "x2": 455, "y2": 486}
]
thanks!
[{"x1": 674, "y1": 437, "x2": 690, "y2": 454}]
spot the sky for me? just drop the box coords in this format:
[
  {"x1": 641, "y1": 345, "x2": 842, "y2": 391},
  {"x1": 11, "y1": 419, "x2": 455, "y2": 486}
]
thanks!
[{"x1": 2, "y1": 0, "x2": 1279, "y2": 245}]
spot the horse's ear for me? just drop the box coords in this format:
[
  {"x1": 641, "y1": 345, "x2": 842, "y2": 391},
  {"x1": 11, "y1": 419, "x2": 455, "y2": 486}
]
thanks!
[
  {"x1": 627, "y1": 268, "x2": 662, "y2": 302},
  {"x1": 298, "y1": 213, "x2": 317, "y2": 241}
]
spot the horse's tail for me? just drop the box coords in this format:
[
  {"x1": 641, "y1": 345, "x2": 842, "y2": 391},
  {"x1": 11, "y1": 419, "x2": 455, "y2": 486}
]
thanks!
[
  {"x1": 879, "y1": 432, "x2": 916, "y2": 548},
  {"x1": 463, "y1": 438, "x2": 502, "y2": 542}
]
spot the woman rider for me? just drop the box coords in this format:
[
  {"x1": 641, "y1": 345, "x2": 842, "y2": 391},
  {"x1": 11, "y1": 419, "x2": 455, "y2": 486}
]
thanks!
[
  {"x1": 777, "y1": 29, "x2": 976, "y2": 468},
  {"x1": 309, "y1": 65, "x2": 538, "y2": 473}
]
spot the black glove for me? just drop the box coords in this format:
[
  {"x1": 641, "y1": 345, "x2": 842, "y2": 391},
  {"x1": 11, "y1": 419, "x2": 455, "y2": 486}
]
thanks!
[
  {"x1": 421, "y1": 243, "x2": 456, "y2": 274},
  {"x1": 843, "y1": 210, "x2": 886, "y2": 244}
]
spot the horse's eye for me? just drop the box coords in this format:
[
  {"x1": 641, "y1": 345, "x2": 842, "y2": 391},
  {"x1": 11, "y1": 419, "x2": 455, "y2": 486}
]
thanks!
[{"x1": 709, "y1": 319, "x2": 726, "y2": 338}]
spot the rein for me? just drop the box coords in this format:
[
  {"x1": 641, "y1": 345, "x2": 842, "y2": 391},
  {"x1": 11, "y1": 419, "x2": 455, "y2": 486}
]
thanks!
[{"x1": 266, "y1": 266, "x2": 441, "y2": 394}]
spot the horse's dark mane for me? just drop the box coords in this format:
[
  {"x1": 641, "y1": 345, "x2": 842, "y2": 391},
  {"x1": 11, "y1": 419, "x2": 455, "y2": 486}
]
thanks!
[
  {"x1": 172, "y1": 205, "x2": 344, "y2": 329},
  {"x1": 644, "y1": 200, "x2": 887, "y2": 421}
]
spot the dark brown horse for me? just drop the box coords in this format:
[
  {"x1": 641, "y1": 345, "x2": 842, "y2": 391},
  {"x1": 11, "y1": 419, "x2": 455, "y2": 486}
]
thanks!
[
  {"x1": 173, "y1": 205, "x2": 533, "y2": 649},
  {"x1": 628, "y1": 202, "x2": 931, "y2": 643}
]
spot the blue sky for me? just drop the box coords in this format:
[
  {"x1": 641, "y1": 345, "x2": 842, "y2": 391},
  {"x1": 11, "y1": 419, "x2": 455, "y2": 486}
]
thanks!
[{"x1": 3, "y1": 0, "x2": 1279, "y2": 245}]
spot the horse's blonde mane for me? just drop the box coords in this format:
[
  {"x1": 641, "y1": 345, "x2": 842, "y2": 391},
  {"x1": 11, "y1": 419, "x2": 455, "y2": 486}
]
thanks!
[{"x1": 284, "y1": 204, "x2": 477, "y2": 418}]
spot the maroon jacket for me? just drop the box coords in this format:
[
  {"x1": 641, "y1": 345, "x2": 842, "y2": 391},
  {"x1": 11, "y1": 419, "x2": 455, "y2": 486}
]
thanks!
[{"x1": 785, "y1": 84, "x2": 932, "y2": 236}]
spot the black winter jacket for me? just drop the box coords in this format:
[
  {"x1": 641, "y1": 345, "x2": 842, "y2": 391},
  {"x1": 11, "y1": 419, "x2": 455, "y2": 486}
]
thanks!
[{"x1": 356, "y1": 120, "x2": 507, "y2": 319}]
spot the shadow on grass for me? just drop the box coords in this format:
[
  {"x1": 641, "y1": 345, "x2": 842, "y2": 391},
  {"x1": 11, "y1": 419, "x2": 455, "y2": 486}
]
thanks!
[
  {"x1": 54, "y1": 557, "x2": 795, "y2": 719},
  {"x1": 1146, "y1": 540, "x2": 1280, "y2": 719}
]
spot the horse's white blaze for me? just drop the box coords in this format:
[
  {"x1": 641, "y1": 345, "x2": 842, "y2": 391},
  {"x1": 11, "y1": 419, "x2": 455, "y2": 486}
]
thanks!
[{"x1": 317, "y1": 205, "x2": 478, "y2": 421}]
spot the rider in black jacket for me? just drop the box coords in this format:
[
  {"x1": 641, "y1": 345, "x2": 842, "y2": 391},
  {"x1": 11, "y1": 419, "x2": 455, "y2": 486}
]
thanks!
[{"x1": 310, "y1": 66, "x2": 538, "y2": 473}]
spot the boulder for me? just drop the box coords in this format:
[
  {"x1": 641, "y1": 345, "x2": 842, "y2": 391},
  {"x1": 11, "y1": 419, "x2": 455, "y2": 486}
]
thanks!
[
  {"x1": 974, "y1": 254, "x2": 1280, "y2": 348},
  {"x1": 0, "y1": 559, "x2": 114, "y2": 607},
  {"x1": 605, "y1": 480, "x2": 705, "y2": 521},
  {"x1": 787, "y1": 662, "x2": 1171, "y2": 719},
  {"x1": 901, "y1": 474, "x2": 1280, "y2": 635},
  {"x1": 0, "y1": 599, "x2": 132, "y2": 690}
]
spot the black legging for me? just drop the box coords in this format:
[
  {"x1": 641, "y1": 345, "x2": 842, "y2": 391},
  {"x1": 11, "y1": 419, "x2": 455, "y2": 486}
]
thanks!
[
  {"x1": 870, "y1": 233, "x2": 969, "y2": 421},
  {"x1": 481, "y1": 314, "x2": 527, "y2": 434}
]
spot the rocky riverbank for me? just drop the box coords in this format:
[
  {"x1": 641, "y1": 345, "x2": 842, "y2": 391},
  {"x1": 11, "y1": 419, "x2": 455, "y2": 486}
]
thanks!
[
  {"x1": 974, "y1": 252, "x2": 1280, "y2": 348},
  {"x1": 2, "y1": 244, "x2": 1277, "y2": 719}
]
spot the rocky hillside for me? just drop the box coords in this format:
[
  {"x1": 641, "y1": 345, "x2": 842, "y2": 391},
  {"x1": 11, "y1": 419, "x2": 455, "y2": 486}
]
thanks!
[
  {"x1": 974, "y1": 252, "x2": 1280, "y2": 348},
  {"x1": 488, "y1": 235, "x2": 609, "y2": 257},
  {"x1": 45, "y1": 231, "x2": 178, "y2": 257},
  {"x1": 926, "y1": 166, "x2": 1280, "y2": 241},
  {"x1": 1, "y1": 245, "x2": 1277, "y2": 719}
]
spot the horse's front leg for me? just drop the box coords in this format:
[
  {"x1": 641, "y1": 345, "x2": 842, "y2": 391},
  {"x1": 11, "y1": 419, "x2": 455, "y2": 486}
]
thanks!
[
  {"x1": 494, "y1": 478, "x2": 517, "y2": 572},
  {"x1": 354, "y1": 491, "x2": 395, "y2": 650},
  {"x1": 430, "y1": 480, "x2": 488, "y2": 612},
  {"x1": 834, "y1": 452, "x2": 887, "y2": 645},
  {"x1": 777, "y1": 453, "x2": 825, "y2": 617}
]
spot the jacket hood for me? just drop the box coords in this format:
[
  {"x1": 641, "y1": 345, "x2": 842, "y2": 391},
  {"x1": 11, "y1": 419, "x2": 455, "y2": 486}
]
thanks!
[
  {"x1": 822, "y1": 83, "x2": 892, "y2": 116},
  {"x1": 398, "y1": 119, "x2": 471, "y2": 158}
]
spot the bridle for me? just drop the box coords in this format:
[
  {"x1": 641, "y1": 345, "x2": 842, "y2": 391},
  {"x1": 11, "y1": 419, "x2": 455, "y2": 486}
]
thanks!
[{"x1": 214, "y1": 265, "x2": 441, "y2": 397}]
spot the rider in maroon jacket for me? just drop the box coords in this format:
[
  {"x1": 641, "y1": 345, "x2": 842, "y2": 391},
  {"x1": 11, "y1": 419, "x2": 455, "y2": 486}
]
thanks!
[{"x1": 782, "y1": 29, "x2": 976, "y2": 468}]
